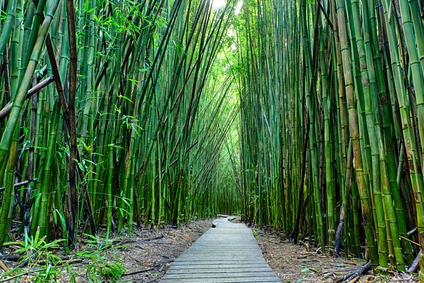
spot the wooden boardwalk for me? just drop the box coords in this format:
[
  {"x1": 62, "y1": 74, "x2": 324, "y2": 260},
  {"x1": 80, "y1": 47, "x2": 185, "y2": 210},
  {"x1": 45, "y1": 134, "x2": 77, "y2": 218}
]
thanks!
[{"x1": 160, "y1": 217, "x2": 281, "y2": 282}]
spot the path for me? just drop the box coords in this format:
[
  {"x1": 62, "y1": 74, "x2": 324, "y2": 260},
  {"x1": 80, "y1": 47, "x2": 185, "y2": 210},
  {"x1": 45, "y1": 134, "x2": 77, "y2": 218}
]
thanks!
[{"x1": 160, "y1": 217, "x2": 281, "y2": 282}]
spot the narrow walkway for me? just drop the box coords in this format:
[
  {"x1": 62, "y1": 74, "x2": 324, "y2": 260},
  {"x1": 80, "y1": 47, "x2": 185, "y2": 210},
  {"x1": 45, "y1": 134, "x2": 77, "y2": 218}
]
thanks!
[{"x1": 160, "y1": 217, "x2": 281, "y2": 282}]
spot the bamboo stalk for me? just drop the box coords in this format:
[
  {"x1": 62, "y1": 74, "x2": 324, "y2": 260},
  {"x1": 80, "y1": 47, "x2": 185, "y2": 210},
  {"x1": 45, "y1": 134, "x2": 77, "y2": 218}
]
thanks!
[{"x1": 335, "y1": 0, "x2": 378, "y2": 265}]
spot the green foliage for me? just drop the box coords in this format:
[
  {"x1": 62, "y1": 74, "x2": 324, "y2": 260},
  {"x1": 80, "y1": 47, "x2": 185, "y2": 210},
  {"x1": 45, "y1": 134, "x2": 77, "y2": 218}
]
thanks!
[
  {"x1": 75, "y1": 234, "x2": 126, "y2": 282},
  {"x1": 252, "y1": 229, "x2": 262, "y2": 238},
  {"x1": 1, "y1": 233, "x2": 126, "y2": 282},
  {"x1": 5, "y1": 228, "x2": 64, "y2": 267},
  {"x1": 3, "y1": 227, "x2": 65, "y2": 282}
]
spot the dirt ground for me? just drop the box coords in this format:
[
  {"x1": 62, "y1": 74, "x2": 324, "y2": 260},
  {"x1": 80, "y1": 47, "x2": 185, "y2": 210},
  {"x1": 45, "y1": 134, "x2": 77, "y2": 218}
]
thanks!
[
  {"x1": 254, "y1": 228, "x2": 419, "y2": 283},
  {"x1": 0, "y1": 219, "x2": 420, "y2": 282}
]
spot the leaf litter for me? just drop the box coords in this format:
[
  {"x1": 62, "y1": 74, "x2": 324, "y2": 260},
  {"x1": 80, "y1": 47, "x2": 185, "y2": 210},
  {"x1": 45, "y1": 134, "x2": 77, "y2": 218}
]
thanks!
[{"x1": 254, "y1": 227, "x2": 419, "y2": 283}]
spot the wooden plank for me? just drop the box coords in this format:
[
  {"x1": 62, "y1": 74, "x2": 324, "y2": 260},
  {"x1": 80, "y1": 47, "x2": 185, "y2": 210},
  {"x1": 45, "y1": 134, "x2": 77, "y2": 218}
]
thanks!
[
  {"x1": 165, "y1": 267, "x2": 273, "y2": 273},
  {"x1": 160, "y1": 217, "x2": 281, "y2": 282}
]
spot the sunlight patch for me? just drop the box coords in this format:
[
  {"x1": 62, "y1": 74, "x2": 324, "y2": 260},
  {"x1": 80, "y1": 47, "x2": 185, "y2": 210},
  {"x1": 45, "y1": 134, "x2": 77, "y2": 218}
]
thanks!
[
  {"x1": 212, "y1": 0, "x2": 226, "y2": 10},
  {"x1": 235, "y1": 1, "x2": 243, "y2": 15}
]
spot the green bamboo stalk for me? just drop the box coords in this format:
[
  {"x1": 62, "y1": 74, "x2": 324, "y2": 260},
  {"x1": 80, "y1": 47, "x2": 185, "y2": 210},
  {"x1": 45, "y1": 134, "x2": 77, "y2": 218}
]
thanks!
[
  {"x1": 407, "y1": 0, "x2": 424, "y2": 78},
  {"x1": 359, "y1": 0, "x2": 406, "y2": 270},
  {"x1": 6, "y1": 5, "x2": 23, "y2": 103},
  {"x1": 0, "y1": 0, "x2": 17, "y2": 63},
  {"x1": 319, "y1": 19, "x2": 336, "y2": 246},
  {"x1": 0, "y1": 127, "x2": 19, "y2": 247},
  {"x1": 374, "y1": 0, "x2": 417, "y2": 265},
  {"x1": 21, "y1": 0, "x2": 47, "y2": 78},
  {"x1": 335, "y1": 0, "x2": 378, "y2": 265},
  {"x1": 398, "y1": 1, "x2": 424, "y2": 200},
  {"x1": 106, "y1": 144, "x2": 114, "y2": 238},
  {"x1": 348, "y1": 0, "x2": 388, "y2": 267},
  {"x1": 330, "y1": 0, "x2": 351, "y2": 253},
  {"x1": 0, "y1": 0, "x2": 59, "y2": 207},
  {"x1": 0, "y1": 0, "x2": 57, "y2": 168},
  {"x1": 35, "y1": 98, "x2": 60, "y2": 239},
  {"x1": 380, "y1": 0, "x2": 424, "y2": 234},
  {"x1": 301, "y1": 0, "x2": 324, "y2": 247}
]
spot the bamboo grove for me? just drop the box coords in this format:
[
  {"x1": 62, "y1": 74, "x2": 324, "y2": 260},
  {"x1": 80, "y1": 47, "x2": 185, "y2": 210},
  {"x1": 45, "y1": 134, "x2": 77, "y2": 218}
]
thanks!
[
  {"x1": 233, "y1": 0, "x2": 424, "y2": 272},
  {"x1": 0, "y1": 0, "x2": 241, "y2": 250},
  {"x1": 1, "y1": 0, "x2": 424, "y2": 274}
]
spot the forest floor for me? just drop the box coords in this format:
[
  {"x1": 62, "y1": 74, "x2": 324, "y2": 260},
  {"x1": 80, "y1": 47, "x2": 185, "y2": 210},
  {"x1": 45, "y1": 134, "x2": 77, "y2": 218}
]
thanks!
[
  {"x1": 255, "y1": 229, "x2": 419, "y2": 283},
  {"x1": 0, "y1": 218, "x2": 420, "y2": 282}
]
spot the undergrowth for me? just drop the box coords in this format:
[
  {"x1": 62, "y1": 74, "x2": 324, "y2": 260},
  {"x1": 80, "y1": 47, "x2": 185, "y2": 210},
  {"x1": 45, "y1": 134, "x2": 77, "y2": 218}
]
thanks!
[{"x1": 1, "y1": 231, "x2": 126, "y2": 283}]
